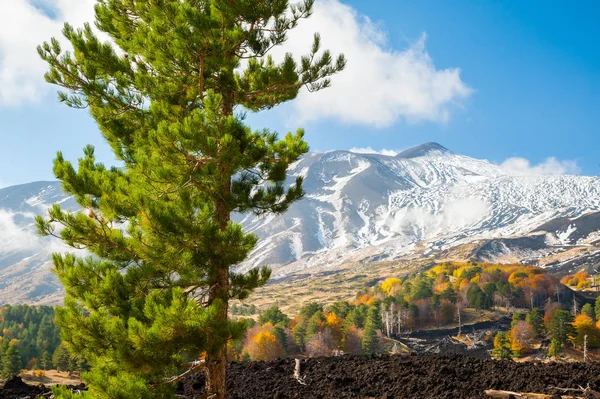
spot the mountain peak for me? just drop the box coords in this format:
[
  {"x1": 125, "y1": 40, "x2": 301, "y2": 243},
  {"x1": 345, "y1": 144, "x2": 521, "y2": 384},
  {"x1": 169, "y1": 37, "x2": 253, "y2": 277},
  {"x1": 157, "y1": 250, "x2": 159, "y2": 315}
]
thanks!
[{"x1": 396, "y1": 142, "x2": 452, "y2": 158}]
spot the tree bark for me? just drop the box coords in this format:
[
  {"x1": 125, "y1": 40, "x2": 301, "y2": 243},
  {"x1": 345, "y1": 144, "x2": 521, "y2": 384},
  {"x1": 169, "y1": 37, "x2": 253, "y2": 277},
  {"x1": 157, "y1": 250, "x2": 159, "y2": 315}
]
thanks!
[
  {"x1": 206, "y1": 94, "x2": 234, "y2": 399},
  {"x1": 206, "y1": 192, "x2": 230, "y2": 399}
]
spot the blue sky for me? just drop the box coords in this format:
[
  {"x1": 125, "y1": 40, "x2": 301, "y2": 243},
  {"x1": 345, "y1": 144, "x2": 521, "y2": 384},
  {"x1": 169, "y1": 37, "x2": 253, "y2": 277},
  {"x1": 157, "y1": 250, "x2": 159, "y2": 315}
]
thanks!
[{"x1": 0, "y1": 0, "x2": 599, "y2": 187}]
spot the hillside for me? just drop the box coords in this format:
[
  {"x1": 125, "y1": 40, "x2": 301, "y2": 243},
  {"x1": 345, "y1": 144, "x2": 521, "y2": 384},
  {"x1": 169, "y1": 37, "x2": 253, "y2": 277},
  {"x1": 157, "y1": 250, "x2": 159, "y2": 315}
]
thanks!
[{"x1": 1, "y1": 143, "x2": 600, "y2": 304}]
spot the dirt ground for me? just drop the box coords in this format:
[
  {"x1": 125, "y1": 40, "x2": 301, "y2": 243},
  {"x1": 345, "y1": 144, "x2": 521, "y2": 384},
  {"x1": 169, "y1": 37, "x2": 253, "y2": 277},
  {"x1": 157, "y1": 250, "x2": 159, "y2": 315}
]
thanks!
[
  {"x1": 4, "y1": 355, "x2": 600, "y2": 399},
  {"x1": 20, "y1": 369, "x2": 82, "y2": 386}
]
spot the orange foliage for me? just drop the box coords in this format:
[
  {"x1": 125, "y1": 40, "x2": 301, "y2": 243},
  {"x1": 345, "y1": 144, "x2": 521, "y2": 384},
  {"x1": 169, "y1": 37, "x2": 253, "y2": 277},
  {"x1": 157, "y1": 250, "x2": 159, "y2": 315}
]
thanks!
[
  {"x1": 573, "y1": 314, "x2": 600, "y2": 347},
  {"x1": 243, "y1": 323, "x2": 285, "y2": 361},
  {"x1": 325, "y1": 312, "x2": 344, "y2": 347},
  {"x1": 355, "y1": 294, "x2": 376, "y2": 306}
]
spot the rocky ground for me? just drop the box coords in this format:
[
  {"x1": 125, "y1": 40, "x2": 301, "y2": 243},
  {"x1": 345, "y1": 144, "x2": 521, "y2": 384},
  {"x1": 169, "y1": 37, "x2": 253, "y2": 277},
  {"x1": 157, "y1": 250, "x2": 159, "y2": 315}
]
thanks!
[
  {"x1": 178, "y1": 355, "x2": 600, "y2": 399},
  {"x1": 4, "y1": 355, "x2": 600, "y2": 398}
]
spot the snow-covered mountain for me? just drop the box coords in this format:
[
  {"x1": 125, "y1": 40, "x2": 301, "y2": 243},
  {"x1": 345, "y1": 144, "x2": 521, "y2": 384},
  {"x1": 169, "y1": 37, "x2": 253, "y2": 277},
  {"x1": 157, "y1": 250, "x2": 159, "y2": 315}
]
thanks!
[
  {"x1": 1, "y1": 143, "x2": 599, "y2": 303},
  {"x1": 238, "y1": 143, "x2": 600, "y2": 275}
]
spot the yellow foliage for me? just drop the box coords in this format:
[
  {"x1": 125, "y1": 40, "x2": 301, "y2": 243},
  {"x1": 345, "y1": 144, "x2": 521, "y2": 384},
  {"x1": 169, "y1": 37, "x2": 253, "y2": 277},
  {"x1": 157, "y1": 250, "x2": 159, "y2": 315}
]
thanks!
[
  {"x1": 470, "y1": 275, "x2": 481, "y2": 284},
  {"x1": 381, "y1": 278, "x2": 402, "y2": 295},
  {"x1": 355, "y1": 294, "x2": 376, "y2": 306},
  {"x1": 325, "y1": 312, "x2": 342, "y2": 329},
  {"x1": 573, "y1": 314, "x2": 594, "y2": 329}
]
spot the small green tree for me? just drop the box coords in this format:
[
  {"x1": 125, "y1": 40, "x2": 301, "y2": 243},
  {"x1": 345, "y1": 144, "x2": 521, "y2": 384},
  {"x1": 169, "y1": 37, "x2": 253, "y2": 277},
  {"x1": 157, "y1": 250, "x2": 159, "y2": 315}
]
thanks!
[
  {"x1": 491, "y1": 332, "x2": 512, "y2": 360},
  {"x1": 258, "y1": 306, "x2": 290, "y2": 327},
  {"x1": 581, "y1": 303, "x2": 595, "y2": 322},
  {"x1": 306, "y1": 311, "x2": 325, "y2": 341},
  {"x1": 2, "y1": 343, "x2": 21, "y2": 378},
  {"x1": 52, "y1": 344, "x2": 71, "y2": 372},
  {"x1": 362, "y1": 305, "x2": 382, "y2": 355},
  {"x1": 40, "y1": 350, "x2": 52, "y2": 371},
  {"x1": 37, "y1": 1, "x2": 344, "y2": 398},
  {"x1": 595, "y1": 296, "x2": 600, "y2": 321},
  {"x1": 291, "y1": 319, "x2": 307, "y2": 351},
  {"x1": 547, "y1": 338, "x2": 561, "y2": 357},
  {"x1": 511, "y1": 312, "x2": 525, "y2": 328},
  {"x1": 525, "y1": 308, "x2": 543, "y2": 336},
  {"x1": 546, "y1": 310, "x2": 575, "y2": 353}
]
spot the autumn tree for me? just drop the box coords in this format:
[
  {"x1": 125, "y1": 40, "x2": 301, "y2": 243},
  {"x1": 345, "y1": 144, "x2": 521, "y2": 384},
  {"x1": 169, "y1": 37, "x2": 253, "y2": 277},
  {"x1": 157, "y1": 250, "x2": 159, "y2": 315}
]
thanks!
[
  {"x1": 325, "y1": 312, "x2": 344, "y2": 348},
  {"x1": 491, "y1": 332, "x2": 512, "y2": 360},
  {"x1": 381, "y1": 278, "x2": 402, "y2": 296},
  {"x1": 37, "y1": 1, "x2": 344, "y2": 398},
  {"x1": 572, "y1": 314, "x2": 600, "y2": 349},
  {"x1": 243, "y1": 324, "x2": 285, "y2": 361},
  {"x1": 306, "y1": 329, "x2": 336, "y2": 357},
  {"x1": 510, "y1": 321, "x2": 535, "y2": 357}
]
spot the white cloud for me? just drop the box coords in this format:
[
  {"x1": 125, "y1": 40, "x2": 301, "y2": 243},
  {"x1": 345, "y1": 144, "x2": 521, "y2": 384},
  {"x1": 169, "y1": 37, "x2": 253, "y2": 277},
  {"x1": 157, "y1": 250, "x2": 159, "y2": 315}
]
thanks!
[
  {"x1": 0, "y1": 0, "x2": 96, "y2": 105},
  {"x1": 275, "y1": 0, "x2": 472, "y2": 127},
  {"x1": 2, "y1": 0, "x2": 471, "y2": 128},
  {"x1": 349, "y1": 147, "x2": 398, "y2": 156},
  {"x1": 0, "y1": 208, "x2": 69, "y2": 255},
  {"x1": 501, "y1": 157, "x2": 581, "y2": 176}
]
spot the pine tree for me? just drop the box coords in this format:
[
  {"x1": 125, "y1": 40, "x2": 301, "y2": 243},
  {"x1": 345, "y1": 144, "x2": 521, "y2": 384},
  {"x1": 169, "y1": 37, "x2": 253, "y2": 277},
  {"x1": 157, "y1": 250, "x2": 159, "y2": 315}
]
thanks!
[
  {"x1": 581, "y1": 303, "x2": 595, "y2": 322},
  {"x1": 362, "y1": 305, "x2": 382, "y2": 355},
  {"x1": 40, "y1": 350, "x2": 52, "y2": 371},
  {"x1": 306, "y1": 311, "x2": 325, "y2": 341},
  {"x1": 52, "y1": 344, "x2": 72, "y2": 372},
  {"x1": 525, "y1": 308, "x2": 543, "y2": 336},
  {"x1": 36, "y1": 1, "x2": 344, "y2": 398},
  {"x1": 546, "y1": 310, "x2": 575, "y2": 353},
  {"x1": 2, "y1": 343, "x2": 21, "y2": 378},
  {"x1": 491, "y1": 332, "x2": 512, "y2": 360},
  {"x1": 511, "y1": 312, "x2": 524, "y2": 328}
]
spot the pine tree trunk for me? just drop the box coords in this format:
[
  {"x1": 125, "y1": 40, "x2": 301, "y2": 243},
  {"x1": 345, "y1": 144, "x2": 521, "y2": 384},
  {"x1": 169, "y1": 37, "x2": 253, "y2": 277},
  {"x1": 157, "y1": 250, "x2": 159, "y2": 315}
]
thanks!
[
  {"x1": 206, "y1": 95, "x2": 234, "y2": 399},
  {"x1": 206, "y1": 195, "x2": 230, "y2": 399}
]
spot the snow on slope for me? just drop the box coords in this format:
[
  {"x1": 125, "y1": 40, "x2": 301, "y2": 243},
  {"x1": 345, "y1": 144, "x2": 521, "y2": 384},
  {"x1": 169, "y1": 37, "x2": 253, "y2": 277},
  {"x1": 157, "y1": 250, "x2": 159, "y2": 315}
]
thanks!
[
  {"x1": 0, "y1": 182, "x2": 77, "y2": 304},
  {"x1": 1, "y1": 143, "x2": 600, "y2": 303},
  {"x1": 237, "y1": 143, "x2": 600, "y2": 275}
]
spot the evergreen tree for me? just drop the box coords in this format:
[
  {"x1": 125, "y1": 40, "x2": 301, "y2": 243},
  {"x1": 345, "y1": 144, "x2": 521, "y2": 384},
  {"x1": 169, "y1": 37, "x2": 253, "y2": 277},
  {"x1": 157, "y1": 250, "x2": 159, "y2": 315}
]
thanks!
[
  {"x1": 491, "y1": 332, "x2": 512, "y2": 360},
  {"x1": 525, "y1": 308, "x2": 543, "y2": 336},
  {"x1": 37, "y1": 1, "x2": 344, "y2": 398},
  {"x1": 40, "y1": 350, "x2": 52, "y2": 371},
  {"x1": 511, "y1": 312, "x2": 525, "y2": 328},
  {"x1": 258, "y1": 306, "x2": 290, "y2": 327},
  {"x1": 581, "y1": 303, "x2": 595, "y2": 322},
  {"x1": 2, "y1": 343, "x2": 21, "y2": 378},
  {"x1": 306, "y1": 311, "x2": 325, "y2": 341},
  {"x1": 546, "y1": 310, "x2": 575, "y2": 353},
  {"x1": 362, "y1": 305, "x2": 381, "y2": 355},
  {"x1": 344, "y1": 305, "x2": 368, "y2": 330},
  {"x1": 52, "y1": 344, "x2": 72, "y2": 372},
  {"x1": 291, "y1": 318, "x2": 308, "y2": 351}
]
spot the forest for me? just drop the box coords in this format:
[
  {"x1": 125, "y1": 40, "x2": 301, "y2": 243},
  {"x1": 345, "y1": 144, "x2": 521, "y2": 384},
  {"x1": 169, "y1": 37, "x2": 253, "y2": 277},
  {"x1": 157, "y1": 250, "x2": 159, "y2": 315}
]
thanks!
[
  {"x1": 0, "y1": 261, "x2": 595, "y2": 375},
  {"x1": 228, "y1": 262, "x2": 586, "y2": 361},
  {"x1": 0, "y1": 305, "x2": 85, "y2": 379}
]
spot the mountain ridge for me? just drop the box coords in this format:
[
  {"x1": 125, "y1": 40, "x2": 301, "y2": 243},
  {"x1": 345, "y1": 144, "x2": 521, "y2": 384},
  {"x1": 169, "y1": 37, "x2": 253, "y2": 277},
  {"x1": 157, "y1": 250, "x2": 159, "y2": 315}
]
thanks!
[{"x1": 1, "y1": 143, "x2": 599, "y2": 304}]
